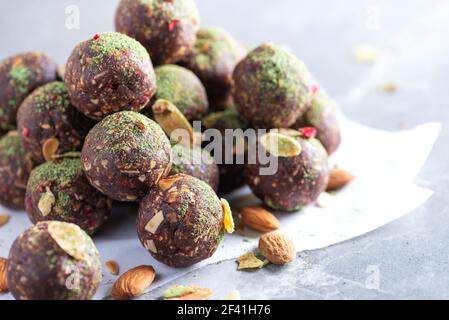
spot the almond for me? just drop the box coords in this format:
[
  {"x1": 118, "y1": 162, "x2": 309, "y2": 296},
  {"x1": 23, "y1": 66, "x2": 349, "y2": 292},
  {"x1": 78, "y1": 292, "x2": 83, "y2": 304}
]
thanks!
[
  {"x1": 0, "y1": 257, "x2": 8, "y2": 293},
  {"x1": 240, "y1": 206, "x2": 280, "y2": 233},
  {"x1": 111, "y1": 265, "x2": 155, "y2": 300},
  {"x1": 259, "y1": 232, "x2": 296, "y2": 265},
  {"x1": 327, "y1": 167, "x2": 354, "y2": 191}
]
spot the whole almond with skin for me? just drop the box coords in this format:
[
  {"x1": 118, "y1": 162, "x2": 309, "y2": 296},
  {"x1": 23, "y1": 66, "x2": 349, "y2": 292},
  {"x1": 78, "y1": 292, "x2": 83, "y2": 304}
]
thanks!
[
  {"x1": 259, "y1": 232, "x2": 296, "y2": 265},
  {"x1": 111, "y1": 265, "x2": 155, "y2": 300},
  {"x1": 327, "y1": 167, "x2": 354, "y2": 191},
  {"x1": 240, "y1": 206, "x2": 280, "y2": 232},
  {"x1": 0, "y1": 258, "x2": 8, "y2": 292}
]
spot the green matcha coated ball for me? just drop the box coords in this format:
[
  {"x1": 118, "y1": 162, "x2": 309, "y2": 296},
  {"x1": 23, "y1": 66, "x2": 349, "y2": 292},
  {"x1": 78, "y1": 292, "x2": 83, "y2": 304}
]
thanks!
[
  {"x1": 81, "y1": 111, "x2": 172, "y2": 202},
  {"x1": 233, "y1": 43, "x2": 314, "y2": 129},
  {"x1": 150, "y1": 65, "x2": 209, "y2": 121},
  {"x1": 180, "y1": 28, "x2": 247, "y2": 110}
]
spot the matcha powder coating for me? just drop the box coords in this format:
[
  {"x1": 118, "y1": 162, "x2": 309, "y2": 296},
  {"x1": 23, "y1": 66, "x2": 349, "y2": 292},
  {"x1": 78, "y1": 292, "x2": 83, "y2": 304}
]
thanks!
[
  {"x1": 233, "y1": 43, "x2": 314, "y2": 128},
  {"x1": 64, "y1": 32, "x2": 156, "y2": 120},
  {"x1": 25, "y1": 157, "x2": 112, "y2": 235},
  {"x1": 81, "y1": 111, "x2": 172, "y2": 202},
  {"x1": 151, "y1": 64, "x2": 209, "y2": 121}
]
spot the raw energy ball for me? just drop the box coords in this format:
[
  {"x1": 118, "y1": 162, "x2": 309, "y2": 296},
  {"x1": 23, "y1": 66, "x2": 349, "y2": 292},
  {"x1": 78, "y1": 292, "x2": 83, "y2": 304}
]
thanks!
[
  {"x1": 0, "y1": 52, "x2": 58, "y2": 131},
  {"x1": 25, "y1": 156, "x2": 112, "y2": 235},
  {"x1": 245, "y1": 129, "x2": 329, "y2": 211},
  {"x1": 171, "y1": 143, "x2": 219, "y2": 192},
  {"x1": 150, "y1": 64, "x2": 209, "y2": 121},
  {"x1": 7, "y1": 221, "x2": 102, "y2": 300},
  {"x1": 115, "y1": 0, "x2": 200, "y2": 65},
  {"x1": 0, "y1": 132, "x2": 34, "y2": 210},
  {"x1": 81, "y1": 111, "x2": 172, "y2": 202},
  {"x1": 17, "y1": 81, "x2": 93, "y2": 164},
  {"x1": 137, "y1": 174, "x2": 225, "y2": 267},
  {"x1": 65, "y1": 32, "x2": 156, "y2": 120},
  {"x1": 202, "y1": 108, "x2": 249, "y2": 194},
  {"x1": 180, "y1": 28, "x2": 246, "y2": 109},
  {"x1": 233, "y1": 43, "x2": 314, "y2": 128},
  {"x1": 293, "y1": 90, "x2": 341, "y2": 155}
]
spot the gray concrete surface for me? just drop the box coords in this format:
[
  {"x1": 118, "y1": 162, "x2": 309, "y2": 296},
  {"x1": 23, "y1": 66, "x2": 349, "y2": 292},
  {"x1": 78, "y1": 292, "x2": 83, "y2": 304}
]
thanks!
[{"x1": 1, "y1": 0, "x2": 449, "y2": 299}]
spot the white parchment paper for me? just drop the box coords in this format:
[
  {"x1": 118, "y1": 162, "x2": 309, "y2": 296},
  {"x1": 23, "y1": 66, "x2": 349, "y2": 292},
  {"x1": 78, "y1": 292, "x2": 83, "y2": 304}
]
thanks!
[{"x1": 0, "y1": 115, "x2": 440, "y2": 300}]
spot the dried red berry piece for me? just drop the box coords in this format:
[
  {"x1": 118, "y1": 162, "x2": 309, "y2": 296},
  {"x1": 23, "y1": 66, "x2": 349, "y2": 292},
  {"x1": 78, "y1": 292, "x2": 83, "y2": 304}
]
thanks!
[
  {"x1": 168, "y1": 19, "x2": 180, "y2": 31},
  {"x1": 22, "y1": 127, "x2": 30, "y2": 138},
  {"x1": 93, "y1": 34, "x2": 101, "y2": 40},
  {"x1": 299, "y1": 127, "x2": 317, "y2": 139},
  {"x1": 310, "y1": 84, "x2": 320, "y2": 94}
]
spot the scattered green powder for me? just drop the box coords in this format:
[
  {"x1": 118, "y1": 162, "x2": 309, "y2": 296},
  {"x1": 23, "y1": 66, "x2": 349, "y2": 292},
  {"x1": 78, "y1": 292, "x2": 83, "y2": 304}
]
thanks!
[
  {"x1": 9, "y1": 65, "x2": 31, "y2": 95},
  {"x1": 89, "y1": 32, "x2": 149, "y2": 63}
]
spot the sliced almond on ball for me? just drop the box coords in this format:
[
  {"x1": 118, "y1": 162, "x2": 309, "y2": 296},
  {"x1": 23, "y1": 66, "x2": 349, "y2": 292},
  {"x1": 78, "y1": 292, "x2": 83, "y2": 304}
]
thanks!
[
  {"x1": 221, "y1": 198, "x2": 235, "y2": 234},
  {"x1": 144, "y1": 211, "x2": 164, "y2": 234},
  {"x1": 42, "y1": 138, "x2": 60, "y2": 161},
  {"x1": 260, "y1": 132, "x2": 302, "y2": 158},
  {"x1": 152, "y1": 99, "x2": 194, "y2": 145},
  {"x1": 158, "y1": 175, "x2": 182, "y2": 191},
  {"x1": 38, "y1": 187, "x2": 55, "y2": 217},
  {"x1": 47, "y1": 221, "x2": 87, "y2": 260}
]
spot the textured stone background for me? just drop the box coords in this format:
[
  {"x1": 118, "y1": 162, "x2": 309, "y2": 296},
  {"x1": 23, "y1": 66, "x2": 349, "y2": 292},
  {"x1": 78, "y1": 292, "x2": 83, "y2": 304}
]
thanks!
[{"x1": 1, "y1": 0, "x2": 449, "y2": 299}]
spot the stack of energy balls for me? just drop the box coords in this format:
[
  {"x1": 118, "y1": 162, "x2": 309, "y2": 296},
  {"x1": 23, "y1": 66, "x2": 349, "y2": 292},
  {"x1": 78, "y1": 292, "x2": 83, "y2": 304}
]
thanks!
[{"x1": 0, "y1": 0, "x2": 341, "y2": 300}]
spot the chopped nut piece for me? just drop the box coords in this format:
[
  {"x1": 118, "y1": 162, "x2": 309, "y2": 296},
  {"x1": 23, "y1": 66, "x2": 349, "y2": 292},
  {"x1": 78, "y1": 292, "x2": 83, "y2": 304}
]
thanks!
[
  {"x1": 382, "y1": 82, "x2": 398, "y2": 93},
  {"x1": 260, "y1": 132, "x2": 302, "y2": 158},
  {"x1": 152, "y1": 99, "x2": 194, "y2": 145},
  {"x1": 144, "y1": 211, "x2": 164, "y2": 234},
  {"x1": 224, "y1": 291, "x2": 241, "y2": 300},
  {"x1": 38, "y1": 187, "x2": 55, "y2": 217},
  {"x1": 221, "y1": 198, "x2": 235, "y2": 234},
  {"x1": 237, "y1": 252, "x2": 268, "y2": 270},
  {"x1": 163, "y1": 285, "x2": 213, "y2": 300},
  {"x1": 316, "y1": 192, "x2": 337, "y2": 208},
  {"x1": 42, "y1": 138, "x2": 60, "y2": 161},
  {"x1": 352, "y1": 45, "x2": 381, "y2": 63},
  {"x1": 105, "y1": 260, "x2": 120, "y2": 276},
  {"x1": 0, "y1": 215, "x2": 10, "y2": 227}
]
